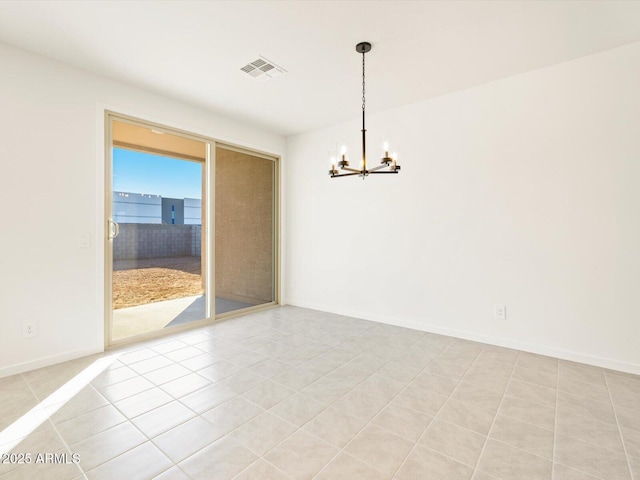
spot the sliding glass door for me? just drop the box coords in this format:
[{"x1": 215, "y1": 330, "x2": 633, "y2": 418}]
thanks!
[
  {"x1": 108, "y1": 119, "x2": 208, "y2": 342},
  {"x1": 106, "y1": 114, "x2": 278, "y2": 345},
  {"x1": 215, "y1": 146, "x2": 276, "y2": 314}
]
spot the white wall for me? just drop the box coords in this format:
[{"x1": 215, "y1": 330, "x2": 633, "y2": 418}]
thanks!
[
  {"x1": 0, "y1": 43, "x2": 285, "y2": 377},
  {"x1": 286, "y1": 42, "x2": 640, "y2": 374}
]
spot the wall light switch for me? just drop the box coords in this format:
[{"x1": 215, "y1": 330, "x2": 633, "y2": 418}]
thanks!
[{"x1": 494, "y1": 305, "x2": 507, "y2": 320}]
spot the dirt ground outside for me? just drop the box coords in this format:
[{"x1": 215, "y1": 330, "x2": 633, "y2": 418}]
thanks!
[{"x1": 113, "y1": 256, "x2": 203, "y2": 309}]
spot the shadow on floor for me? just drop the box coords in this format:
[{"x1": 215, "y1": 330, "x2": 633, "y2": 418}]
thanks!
[{"x1": 166, "y1": 296, "x2": 255, "y2": 327}]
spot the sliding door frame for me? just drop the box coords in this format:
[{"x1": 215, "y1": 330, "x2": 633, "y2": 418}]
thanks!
[
  {"x1": 104, "y1": 111, "x2": 280, "y2": 348},
  {"x1": 213, "y1": 144, "x2": 280, "y2": 321}
]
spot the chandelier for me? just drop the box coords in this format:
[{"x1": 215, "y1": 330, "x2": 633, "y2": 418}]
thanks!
[{"x1": 329, "y1": 42, "x2": 401, "y2": 179}]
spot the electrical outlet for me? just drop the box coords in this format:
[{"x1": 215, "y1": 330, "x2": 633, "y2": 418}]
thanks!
[
  {"x1": 494, "y1": 305, "x2": 507, "y2": 320},
  {"x1": 22, "y1": 322, "x2": 38, "y2": 338}
]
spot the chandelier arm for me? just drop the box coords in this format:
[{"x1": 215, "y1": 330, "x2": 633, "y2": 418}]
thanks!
[
  {"x1": 341, "y1": 166, "x2": 362, "y2": 173},
  {"x1": 331, "y1": 172, "x2": 361, "y2": 178},
  {"x1": 367, "y1": 163, "x2": 390, "y2": 172},
  {"x1": 367, "y1": 170, "x2": 399, "y2": 174}
]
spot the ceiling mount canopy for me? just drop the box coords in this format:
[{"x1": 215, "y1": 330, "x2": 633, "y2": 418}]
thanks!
[
  {"x1": 329, "y1": 41, "x2": 401, "y2": 179},
  {"x1": 355, "y1": 41, "x2": 372, "y2": 54}
]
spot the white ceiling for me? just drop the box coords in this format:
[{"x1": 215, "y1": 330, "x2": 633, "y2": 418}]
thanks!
[{"x1": 1, "y1": 0, "x2": 640, "y2": 136}]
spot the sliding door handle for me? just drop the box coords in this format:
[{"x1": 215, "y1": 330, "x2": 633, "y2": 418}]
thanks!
[{"x1": 108, "y1": 220, "x2": 120, "y2": 239}]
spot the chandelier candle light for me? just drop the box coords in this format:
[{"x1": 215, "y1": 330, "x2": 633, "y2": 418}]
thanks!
[{"x1": 329, "y1": 42, "x2": 401, "y2": 179}]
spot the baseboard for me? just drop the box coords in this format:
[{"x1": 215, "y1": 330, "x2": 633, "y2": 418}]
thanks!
[
  {"x1": 287, "y1": 299, "x2": 640, "y2": 376},
  {"x1": 0, "y1": 347, "x2": 104, "y2": 379}
]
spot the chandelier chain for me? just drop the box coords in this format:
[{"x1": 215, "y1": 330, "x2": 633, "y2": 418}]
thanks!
[{"x1": 362, "y1": 51, "x2": 366, "y2": 113}]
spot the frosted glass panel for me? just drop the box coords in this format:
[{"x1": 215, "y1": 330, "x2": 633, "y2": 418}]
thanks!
[{"x1": 215, "y1": 147, "x2": 275, "y2": 314}]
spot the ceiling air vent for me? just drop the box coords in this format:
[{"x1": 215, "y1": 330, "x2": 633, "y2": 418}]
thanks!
[{"x1": 240, "y1": 56, "x2": 286, "y2": 82}]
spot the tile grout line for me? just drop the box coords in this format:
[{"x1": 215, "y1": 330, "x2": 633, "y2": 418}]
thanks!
[
  {"x1": 153, "y1": 328, "x2": 386, "y2": 479},
  {"x1": 269, "y1": 334, "x2": 434, "y2": 478},
  {"x1": 80, "y1": 380, "x2": 186, "y2": 478},
  {"x1": 604, "y1": 372, "x2": 636, "y2": 480},
  {"x1": 496, "y1": 405, "x2": 554, "y2": 433},
  {"x1": 346, "y1": 338, "x2": 467, "y2": 450},
  {"x1": 84, "y1": 334, "x2": 440, "y2": 475},
  {"x1": 223, "y1": 326, "x2": 398, "y2": 477},
  {"x1": 551, "y1": 357, "x2": 560, "y2": 480},
  {"x1": 61, "y1": 339, "x2": 254, "y2": 478},
  {"x1": 228, "y1": 457, "x2": 295, "y2": 480},
  {"x1": 307, "y1": 335, "x2": 444, "y2": 480},
  {"x1": 121, "y1": 322, "x2": 364, "y2": 478},
  {"x1": 466, "y1": 348, "x2": 521, "y2": 479},
  {"x1": 132, "y1": 335, "x2": 297, "y2": 478},
  {"x1": 504, "y1": 366, "x2": 630, "y2": 427},
  {"x1": 130, "y1": 342, "x2": 299, "y2": 478},
  {"x1": 474, "y1": 436, "x2": 555, "y2": 465},
  {"x1": 19, "y1": 372, "x2": 86, "y2": 479},
  {"x1": 549, "y1": 364, "x2": 613, "y2": 480},
  {"x1": 253, "y1": 332, "x2": 451, "y2": 479},
  {"x1": 182, "y1": 316, "x2": 378, "y2": 477},
  {"x1": 386, "y1": 341, "x2": 492, "y2": 479},
  {"x1": 106, "y1": 392, "x2": 195, "y2": 480},
  {"x1": 148, "y1": 396, "x2": 267, "y2": 477}
]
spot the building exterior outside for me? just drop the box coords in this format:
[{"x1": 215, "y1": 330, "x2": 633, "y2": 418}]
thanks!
[
  {"x1": 113, "y1": 191, "x2": 201, "y2": 225},
  {"x1": 113, "y1": 191, "x2": 202, "y2": 260}
]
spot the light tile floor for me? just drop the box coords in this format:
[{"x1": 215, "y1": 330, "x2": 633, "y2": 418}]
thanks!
[{"x1": 1, "y1": 306, "x2": 638, "y2": 480}]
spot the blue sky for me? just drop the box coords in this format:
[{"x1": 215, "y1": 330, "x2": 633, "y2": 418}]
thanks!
[{"x1": 113, "y1": 148, "x2": 202, "y2": 199}]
